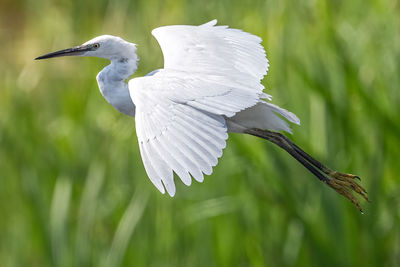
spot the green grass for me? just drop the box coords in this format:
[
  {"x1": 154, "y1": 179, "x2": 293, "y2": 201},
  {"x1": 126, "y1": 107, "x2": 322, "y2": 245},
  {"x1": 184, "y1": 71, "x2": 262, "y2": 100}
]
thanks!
[{"x1": 1, "y1": 0, "x2": 400, "y2": 266}]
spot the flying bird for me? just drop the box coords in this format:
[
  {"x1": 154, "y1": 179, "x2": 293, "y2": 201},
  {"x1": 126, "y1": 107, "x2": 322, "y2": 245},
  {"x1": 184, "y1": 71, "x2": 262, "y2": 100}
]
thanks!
[{"x1": 36, "y1": 20, "x2": 368, "y2": 211}]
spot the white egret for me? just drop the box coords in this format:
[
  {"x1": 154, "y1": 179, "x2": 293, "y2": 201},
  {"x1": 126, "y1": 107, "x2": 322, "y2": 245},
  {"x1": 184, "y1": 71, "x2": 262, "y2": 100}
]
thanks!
[{"x1": 36, "y1": 20, "x2": 368, "y2": 211}]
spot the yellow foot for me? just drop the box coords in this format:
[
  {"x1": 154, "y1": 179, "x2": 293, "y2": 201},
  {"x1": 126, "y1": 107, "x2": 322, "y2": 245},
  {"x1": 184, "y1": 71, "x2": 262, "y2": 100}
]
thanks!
[{"x1": 325, "y1": 171, "x2": 369, "y2": 213}]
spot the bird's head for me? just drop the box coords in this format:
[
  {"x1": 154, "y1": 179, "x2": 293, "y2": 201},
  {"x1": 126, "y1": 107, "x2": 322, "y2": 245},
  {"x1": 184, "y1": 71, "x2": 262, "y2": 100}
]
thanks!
[{"x1": 35, "y1": 35, "x2": 137, "y2": 61}]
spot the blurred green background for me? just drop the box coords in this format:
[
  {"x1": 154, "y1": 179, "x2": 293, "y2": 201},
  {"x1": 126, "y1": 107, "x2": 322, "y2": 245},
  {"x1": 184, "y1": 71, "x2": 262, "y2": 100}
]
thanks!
[{"x1": 1, "y1": 0, "x2": 399, "y2": 266}]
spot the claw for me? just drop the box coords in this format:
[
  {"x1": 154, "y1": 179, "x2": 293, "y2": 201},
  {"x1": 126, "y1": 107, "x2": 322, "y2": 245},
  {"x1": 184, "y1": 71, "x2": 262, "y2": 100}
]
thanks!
[{"x1": 325, "y1": 171, "x2": 369, "y2": 212}]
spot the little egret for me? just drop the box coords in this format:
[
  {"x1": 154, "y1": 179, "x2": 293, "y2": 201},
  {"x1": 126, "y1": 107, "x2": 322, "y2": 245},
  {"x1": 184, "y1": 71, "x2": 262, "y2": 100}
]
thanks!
[{"x1": 36, "y1": 20, "x2": 368, "y2": 211}]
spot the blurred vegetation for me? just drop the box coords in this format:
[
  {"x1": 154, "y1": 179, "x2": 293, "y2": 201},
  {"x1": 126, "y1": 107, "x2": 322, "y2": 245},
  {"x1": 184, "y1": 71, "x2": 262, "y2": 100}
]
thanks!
[{"x1": 1, "y1": 0, "x2": 400, "y2": 266}]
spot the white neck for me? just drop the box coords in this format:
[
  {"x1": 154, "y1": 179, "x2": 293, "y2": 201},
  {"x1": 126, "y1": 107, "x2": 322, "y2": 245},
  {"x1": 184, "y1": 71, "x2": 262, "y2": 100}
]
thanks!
[{"x1": 96, "y1": 52, "x2": 138, "y2": 116}]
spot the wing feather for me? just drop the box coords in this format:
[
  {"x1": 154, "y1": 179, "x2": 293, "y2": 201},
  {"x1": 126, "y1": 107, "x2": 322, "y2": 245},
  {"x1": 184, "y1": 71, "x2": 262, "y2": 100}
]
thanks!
[
  {"x1": 130, "y1": 20, "x2": 276, "y2": 195},
  {"x1": 130, "y1": 71, "x2": 243, "y2": 194},
  {"x1": 157, "y1": 139, "x2": 191, "y2": 184},
  {"x1": 139, "y1": 142, "x2": 165, "y2": 194},
  {"x1": 152, "y1": 19, "x2": 269, "y2": 82}
]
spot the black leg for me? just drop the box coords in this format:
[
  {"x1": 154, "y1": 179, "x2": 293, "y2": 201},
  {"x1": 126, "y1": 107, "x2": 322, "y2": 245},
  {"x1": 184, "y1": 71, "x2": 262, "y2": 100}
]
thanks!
[
  {"x1": 244, "y1": 128, "x2": 329, "y2": 183},
  {"x1": 244, "y1": 128, "x2": 369, "y2": 212}
]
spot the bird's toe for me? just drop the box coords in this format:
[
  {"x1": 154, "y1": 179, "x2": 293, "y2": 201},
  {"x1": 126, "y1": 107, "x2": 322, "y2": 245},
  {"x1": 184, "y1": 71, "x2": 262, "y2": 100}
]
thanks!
[{"x1": 326, "y1": 171, "x2": 369, "y2": 212}]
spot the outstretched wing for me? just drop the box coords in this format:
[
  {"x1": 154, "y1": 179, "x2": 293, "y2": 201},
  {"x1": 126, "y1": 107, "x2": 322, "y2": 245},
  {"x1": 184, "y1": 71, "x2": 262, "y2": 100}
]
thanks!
[
  {"x1": 130, "y1": 20, "x2": 271, "y2": 195},
  {"x1": 129, "y1": 70, "x2": 266, "y2": 196},
  {"x1": 152, "y1": 19, "x2": 269, "y2": 84}
]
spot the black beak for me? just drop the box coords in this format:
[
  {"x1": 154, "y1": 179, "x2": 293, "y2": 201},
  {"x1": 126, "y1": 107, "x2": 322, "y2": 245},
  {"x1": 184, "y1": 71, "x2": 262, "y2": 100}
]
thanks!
[{"x1": 35, "y1": 45, "x2": 92, "y2": 60}]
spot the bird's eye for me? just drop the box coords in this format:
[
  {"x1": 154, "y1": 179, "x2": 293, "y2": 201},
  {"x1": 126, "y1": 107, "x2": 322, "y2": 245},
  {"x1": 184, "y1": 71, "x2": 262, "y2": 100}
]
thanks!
[{"x1": 93, "y1": 43, "x2": 100, "y2": 49}]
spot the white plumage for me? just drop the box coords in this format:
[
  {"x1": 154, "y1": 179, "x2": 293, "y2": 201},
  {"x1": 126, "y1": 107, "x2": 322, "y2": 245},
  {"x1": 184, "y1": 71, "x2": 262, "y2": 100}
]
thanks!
[{"x1": 36, "y1": 20, "x2": 300, "y2": 196}]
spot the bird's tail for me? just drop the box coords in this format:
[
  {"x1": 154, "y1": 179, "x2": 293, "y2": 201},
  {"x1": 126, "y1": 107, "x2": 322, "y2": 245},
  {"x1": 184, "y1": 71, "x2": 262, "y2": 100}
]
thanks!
[
  {"x1": 245, "y1": 128, "x2": 369, "y2": 212},
  {"x1": 226, "y1": 100, "x2": 300, "y2": 134}
]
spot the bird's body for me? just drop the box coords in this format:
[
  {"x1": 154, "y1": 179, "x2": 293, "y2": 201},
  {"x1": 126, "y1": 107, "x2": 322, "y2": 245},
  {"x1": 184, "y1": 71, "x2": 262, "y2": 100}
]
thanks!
[{"x1": 36, "y1": 20, "x2": 368, "y2": 211}]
